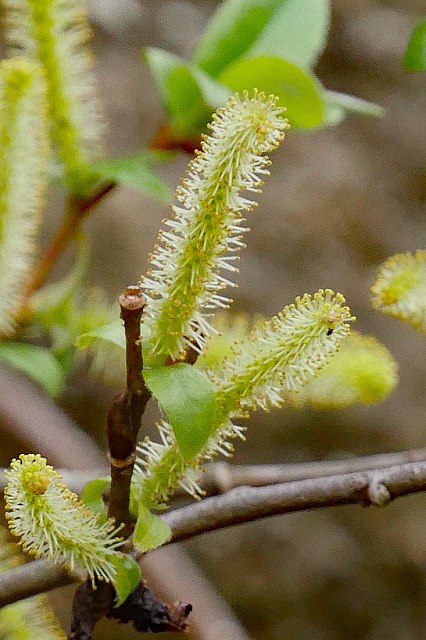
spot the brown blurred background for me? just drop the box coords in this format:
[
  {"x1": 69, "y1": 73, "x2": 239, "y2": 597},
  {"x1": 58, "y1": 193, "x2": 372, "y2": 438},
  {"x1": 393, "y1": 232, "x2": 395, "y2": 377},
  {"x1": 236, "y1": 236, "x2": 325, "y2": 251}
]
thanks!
[{"x1": 1, "y1": 0, "x2": 426, "y2": 638}]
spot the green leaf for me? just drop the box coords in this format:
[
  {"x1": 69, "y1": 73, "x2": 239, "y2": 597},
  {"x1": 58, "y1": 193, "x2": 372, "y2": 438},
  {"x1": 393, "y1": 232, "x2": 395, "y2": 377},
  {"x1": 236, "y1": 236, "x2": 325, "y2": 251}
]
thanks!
[
  {"x1": 246, "y1": 0, "x2": 331, "y2": 69},
  {"x1": 143, "y1": 363, "x2": 216, "y2": 459},
  {"x1": 76, "y1": 319, "x2": 126, "y2": 350},
  {"x1": 219, "y1": 55, "x2": 324, "y2": 128},
  {"x1": 403, "y1": 18, "x2": 426, "y2": 71},
  {"x1": 193, "y1": 0, "x2": 330, "y2": 76},
  {"x1": 90, "y1": 152, "x2": 171, "y2": 204},
  {"x1": 81, "y1": 477, "x2": 110, "y2": 521},
  {"x1": 325, "y1": 90, "x2": 385, "y2": 118},
  {"x1": 110, "y1": 554, "x2": 141, "y2": 607},
  {"x1": 143, "y1": 47, "x2": 213, "y2": 137},
  {"x1": 0, "y1": 342, "x2": 65, "y2": 397},
  {"x1": 193, "y1": 0, "x2": 283, "y2": 77},
  {"x1": 133, "y1": 504, "x2": 172, "y2": 553}
]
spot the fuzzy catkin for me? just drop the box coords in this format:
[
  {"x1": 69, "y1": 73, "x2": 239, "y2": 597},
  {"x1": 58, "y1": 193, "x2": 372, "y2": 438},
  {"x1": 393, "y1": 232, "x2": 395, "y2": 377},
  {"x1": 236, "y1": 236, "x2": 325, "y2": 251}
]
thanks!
[
  {"x1": 141, "y1": 91, "x2": 289, "y2": 364},
  {"x1": 4, "y1": 454, "x2": 123, "y2": 587},
  {"x1": 2, "y1": 0, "x2": 105, "y2": 191},
  {"x1": 135, "y1": 290, "x2": 354, "y2": 507},
  {"x1": 0, "y1": 58, "x2": 48, "y2": 335}
]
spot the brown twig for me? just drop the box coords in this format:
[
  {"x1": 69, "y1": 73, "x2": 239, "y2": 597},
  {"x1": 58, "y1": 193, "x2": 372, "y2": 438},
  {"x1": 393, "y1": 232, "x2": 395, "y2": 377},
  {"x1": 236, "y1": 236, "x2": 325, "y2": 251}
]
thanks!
[
  {"x1": 163, "y1": 459, "x2": 426, "y2": 542},
  {"x1": 22, "y1": 181, "x2": 116, "y2": 302},
  {"x1": 3, "y1": 457, "x2": 426, "y2": 608},
  {"x1": 68, "y1": 285, "x2": 151, "y2": 639},
  {"x1": 194, "y1": 447, "x2": 426, "y2": 496},
  {"x1": 107, "y1": 285, "x2": 149, "y2": 536}
]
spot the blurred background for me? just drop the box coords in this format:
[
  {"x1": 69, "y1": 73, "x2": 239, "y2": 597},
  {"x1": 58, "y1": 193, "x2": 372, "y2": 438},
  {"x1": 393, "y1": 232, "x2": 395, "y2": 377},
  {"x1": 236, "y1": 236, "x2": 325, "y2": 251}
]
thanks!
[{"x1": 1, "y1": 0, "x2": 426, "y2": 638}]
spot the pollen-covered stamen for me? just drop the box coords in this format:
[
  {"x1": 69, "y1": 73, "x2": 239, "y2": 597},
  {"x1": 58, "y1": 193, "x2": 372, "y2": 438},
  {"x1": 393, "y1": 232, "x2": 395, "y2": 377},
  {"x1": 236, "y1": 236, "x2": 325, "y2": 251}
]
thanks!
[
  {"x1": 4, "y1": 454, "x2": 124, "y2": 588},
  {"x1": 371, "y1": 250, "x2": 426, "y2": 333},
  {"x1": 140, "y1": 91, "x2": 289, "y2": 364},
  {"x1": 134, "y1": 290, "x2": 354, "y2": 508}
]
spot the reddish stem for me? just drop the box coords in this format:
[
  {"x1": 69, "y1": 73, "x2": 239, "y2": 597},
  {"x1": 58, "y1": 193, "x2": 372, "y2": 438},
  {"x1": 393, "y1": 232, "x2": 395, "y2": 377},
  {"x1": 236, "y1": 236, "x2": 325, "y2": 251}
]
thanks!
[{"x1": 22, "y1": 181, "x2": 116, "y2": 302}]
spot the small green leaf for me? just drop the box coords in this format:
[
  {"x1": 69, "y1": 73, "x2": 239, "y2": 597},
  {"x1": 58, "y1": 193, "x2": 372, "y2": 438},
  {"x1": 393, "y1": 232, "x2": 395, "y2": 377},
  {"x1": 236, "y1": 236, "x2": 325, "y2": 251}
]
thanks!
[
  {"x1": 0, "y1": 342, "x2": 65, "y2": 397},
  {"x1": 81, "y1": 478, "x2": 110, "y2": 521},
  {"x1": 403, "y1": 18, "x2": 426, "y2": 71},
  {"x1": 76, "y1": 319, "x2": 126, "y2": 350},
  {"x1": 325, "y1": 90, "x2": 385, "y2": 118},
  {"x1": 193, "y1": 0, "x2": 284, "y2": 77},
  {"x1": 247, "y1": 0, "x2": 331, "y2": 69},
  {"x1": 143, "y1": 363, "x2": 216, "y2": 459},
  {"x1": 133, "y1": 504, "x2": 172, "y2": 553},
  {"x1": 219, "y1": 55, "x2": 324, "y2": 128},
  {"x1": 143, "y1": 47, "x2": 211, "y2": 137},
  {"x1": 90, "y1": 153, "x2": 171, "y2": 203},
  {"x1": 110, "y1": 554, "x2": 141, "y2": 607}
]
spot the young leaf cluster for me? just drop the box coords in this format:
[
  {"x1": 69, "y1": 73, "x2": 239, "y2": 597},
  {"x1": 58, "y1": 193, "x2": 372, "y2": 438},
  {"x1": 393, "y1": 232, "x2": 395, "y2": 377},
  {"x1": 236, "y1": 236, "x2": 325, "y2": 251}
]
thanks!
[{"x1": 143, "y1": 0, "x2": 384, "y2": 144}]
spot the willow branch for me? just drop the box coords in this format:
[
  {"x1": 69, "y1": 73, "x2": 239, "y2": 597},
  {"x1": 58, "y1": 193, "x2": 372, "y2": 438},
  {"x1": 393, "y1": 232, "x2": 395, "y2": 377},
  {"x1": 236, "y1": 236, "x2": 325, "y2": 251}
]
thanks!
[
  {"x1": 163, "y1": 459, "x2": 426, "y2": 542},
  {"x1": 195, "y1": 447, "x2": 426, "y2": 495},
  {"x1": 107, "y1": 285, "x2": 149, "y2": 535},
  {"x1": 2, "y1": 457, "x2": 426, "y2": 608},
  {"x1": 3, "y1": 448, "x2": 426, "y2": 496},
  {"x1": 68, "y1": 286, "x2": 151, "y2": 638}
]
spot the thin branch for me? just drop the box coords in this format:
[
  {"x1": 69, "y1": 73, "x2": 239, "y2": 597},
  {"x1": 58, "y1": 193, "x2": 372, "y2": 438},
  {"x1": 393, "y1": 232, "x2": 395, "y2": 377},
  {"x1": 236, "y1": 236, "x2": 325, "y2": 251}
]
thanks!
[
  {"x1": 163, "y1": 459, "x2": 426, "y2": 542},
  {"x1": 3, "y1": 447, "x2": 426, "y2": 496},
  {"x1": 107, "y1": 285, "x2": 149, "y2": 536},
  {"x1": 68, "y1": 286, "x2": 151, "y2": 638},
  {"x1": 22, "y1": 181, "x2": 116, "y2": 301},
  {"x1": 0, "y1": 559, "x2": 73, "y2": 607},
  {"x1": 2, "y1": 457, "x2": 426, "y2": 608},
  {"x1": 196, "y1": 447, "x2": 426, "y2": 495}
]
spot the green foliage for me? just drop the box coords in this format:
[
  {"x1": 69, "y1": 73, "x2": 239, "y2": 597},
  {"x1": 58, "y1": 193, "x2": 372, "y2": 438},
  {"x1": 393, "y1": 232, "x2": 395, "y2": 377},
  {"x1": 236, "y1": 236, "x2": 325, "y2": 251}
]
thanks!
[
  {"x1": 0, "y1": 342, "x2": 65, "y2": 397},
  {"x1": 109, "y1": 554, "x2": 141, "y2": 607},
  {"x1": 403, "y1": 18, "x2": 426, "y2": 71},
  {"x1": 81, "y1": 477, "x2": 110, "y2": 521},
  {"x1": 143, "y1": 0, "x2": 383, "y2": 137},
  {"x1": 90, "y1": 152, "x2": 172, "y2": 204},
  {"x1": 143, "y1": 47, "x2": 230, "y2": 138},
  {"x1": 192, "y1": 0, "x2": 330, "y2": 75},
  {"x1": 143, "y1": 364, "x2": 216, "y2": 460},
  {"x1": 133, "y1": 505, "x2": 172, "y2": 553},
  {"x1": 218, "y1": 55, "x2": 324, "y2": 127}
]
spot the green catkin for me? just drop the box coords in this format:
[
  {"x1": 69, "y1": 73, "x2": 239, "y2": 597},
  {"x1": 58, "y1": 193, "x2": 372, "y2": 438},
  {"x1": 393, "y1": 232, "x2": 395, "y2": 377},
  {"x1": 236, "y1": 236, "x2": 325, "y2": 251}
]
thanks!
[
  {"x1": 140, "y1": 91, "x2": 289, "y2": 365},
  {"x1": 0, "y1": 58, "x2": 48, "y2": 335},
  {"x1": 2, "y1": 0, "x2": 105, "y2": 192},
  {"x1": 286, "y1": 332, "x2": 398, "y2": 408},
  {"x1": 135, "y1": 290, "x2": 354, "y2": 507},
  {"x1": 371, "y1": 250, "x2": 426, "y2": 333},
  {"x1": 4, "y1": 454, "x2": 124, "y2": 588}
]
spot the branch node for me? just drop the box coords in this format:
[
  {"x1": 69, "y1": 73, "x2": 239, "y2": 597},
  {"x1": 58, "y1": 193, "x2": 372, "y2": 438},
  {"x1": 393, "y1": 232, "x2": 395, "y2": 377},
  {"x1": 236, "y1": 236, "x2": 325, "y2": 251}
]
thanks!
[
  {"x1": 107, "y1": 451, "x2": 136, "y2": 470},
  {"x1": 367, "y1": 477, "x2": 391, "y2": 506}
]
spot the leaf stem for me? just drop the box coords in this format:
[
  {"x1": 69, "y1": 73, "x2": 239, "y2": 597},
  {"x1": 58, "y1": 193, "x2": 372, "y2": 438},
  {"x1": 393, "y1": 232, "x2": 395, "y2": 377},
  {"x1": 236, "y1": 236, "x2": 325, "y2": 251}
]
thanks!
[{"x1": 22, "y1": 181, "x2": 116, "y2": 304}]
